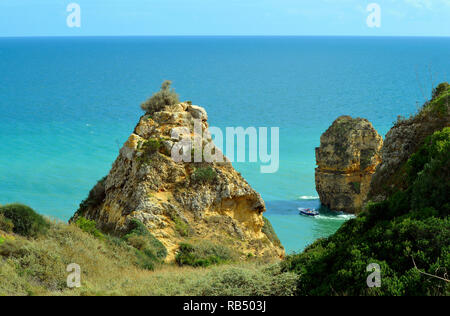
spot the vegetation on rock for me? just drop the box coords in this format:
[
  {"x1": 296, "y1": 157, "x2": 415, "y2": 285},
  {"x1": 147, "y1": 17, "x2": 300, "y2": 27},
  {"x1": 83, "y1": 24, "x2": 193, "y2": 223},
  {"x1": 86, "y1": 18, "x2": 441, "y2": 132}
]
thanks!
[
  {"x1": 283, "y1": 127, "x2": 450, "y2": 295},
  {"x1": 141, "y1": 80, "x2": 179, "y2": 114},
  {"x1": 74, "y1": 176, "x2": 106, "y2": 218},
  {"x1": 191, "y1": 166, "x2": 217, "y2": 184},
  {"x1": 262, "y1": 216, "x2": 282, "y2": 248}
]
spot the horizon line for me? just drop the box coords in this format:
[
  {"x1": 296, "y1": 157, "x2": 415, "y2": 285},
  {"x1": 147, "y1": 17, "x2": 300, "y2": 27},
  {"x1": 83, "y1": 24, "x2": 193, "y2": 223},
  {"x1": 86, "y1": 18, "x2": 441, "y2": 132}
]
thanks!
[{"x1": 1, "y1": 34, "x2": 450, "y2": 39}]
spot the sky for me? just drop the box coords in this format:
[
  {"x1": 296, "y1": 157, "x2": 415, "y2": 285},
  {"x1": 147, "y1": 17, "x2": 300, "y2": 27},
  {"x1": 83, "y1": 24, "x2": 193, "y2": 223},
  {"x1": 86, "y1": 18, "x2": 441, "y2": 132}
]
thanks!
[{"x1": 0, "y1": 0, "x2": 449, "y2": 37}]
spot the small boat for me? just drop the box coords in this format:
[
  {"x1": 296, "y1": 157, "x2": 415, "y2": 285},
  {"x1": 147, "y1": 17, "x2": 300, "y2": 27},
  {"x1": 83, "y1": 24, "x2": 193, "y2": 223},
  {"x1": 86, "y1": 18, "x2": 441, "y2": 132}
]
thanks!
[{"x1": 299, "y1": 208, "x2": 319, "y2": 217}]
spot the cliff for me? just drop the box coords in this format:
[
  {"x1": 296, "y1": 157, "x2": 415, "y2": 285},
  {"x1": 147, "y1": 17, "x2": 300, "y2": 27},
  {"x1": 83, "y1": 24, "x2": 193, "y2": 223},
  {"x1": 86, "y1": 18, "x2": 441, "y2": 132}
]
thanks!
[
  {"x1": 369, "y1": 82, "x2": 450, "y2": 201},
  {"x1": 315, "y1": 116, "x2": 383, "y2": 213},
  {"x1": 72, "y1": 102, "x2": 284, "y2": 261},
  {"x1": 285, "y1": 83, "x2": 450, "y2": 296}
]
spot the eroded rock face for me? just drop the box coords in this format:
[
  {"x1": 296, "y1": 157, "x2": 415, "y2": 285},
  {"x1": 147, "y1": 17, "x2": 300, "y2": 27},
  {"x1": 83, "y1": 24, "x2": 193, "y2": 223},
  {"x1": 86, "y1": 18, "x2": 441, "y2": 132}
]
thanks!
[
  {"x1": 368, "y1": 99, "x2": 450, "y2": 202},
  {"x1": 315, "y1": 116, "x2": 383, "y2": 213},
  {"x1": 72, "y1": 102, "x2": 284, "y2": 261}
]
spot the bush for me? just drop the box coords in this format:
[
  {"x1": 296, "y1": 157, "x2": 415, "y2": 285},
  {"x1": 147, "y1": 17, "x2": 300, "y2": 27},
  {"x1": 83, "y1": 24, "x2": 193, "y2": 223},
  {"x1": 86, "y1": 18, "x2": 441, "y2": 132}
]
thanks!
[
  {"x1": 75, "y1": 176, "x2": 106, "y2": 217},
  {"x1": 191, "y1": 166, "x2": 217, "y2": 184},
  {"x1": 122, "y1": 219, "x2": 167, "y2": 270},
  {"x1": 141, "y1": 138, "x2": 161, "y2": 156},
  {"x1": 75, "y1": 217, "x2": 104, "y2": 239},
  {"x1": 0, "y1": 214, "x2": 14, "y2": 233},
  {"x1": 141, "y1": 80, "x2": 179, "y2": 114},
  {"x1": 283, "y1": 127, "x2": 450, "y2": 296},
  {"x1": 0, "y1": 204, "x2": 49, "y2": 237},
  {"x1": 431, "y1": 82, "x2": 449, "y2": 100},
  {"x1": 167, "y1": 210, "x2": 193, "y2": 237},
  {"x1": 175, "y1": 241, "x2": 237, "y2": 268}
]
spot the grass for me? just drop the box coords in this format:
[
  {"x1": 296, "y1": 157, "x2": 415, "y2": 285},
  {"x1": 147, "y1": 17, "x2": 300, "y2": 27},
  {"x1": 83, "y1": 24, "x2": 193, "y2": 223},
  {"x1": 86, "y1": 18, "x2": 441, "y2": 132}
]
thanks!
[
  {"x1": 175, "y1": 241, "x2": 239, "y2": 268},
  {"x1": 0, "y1": 221, "x2": 295, "y2": 296}
]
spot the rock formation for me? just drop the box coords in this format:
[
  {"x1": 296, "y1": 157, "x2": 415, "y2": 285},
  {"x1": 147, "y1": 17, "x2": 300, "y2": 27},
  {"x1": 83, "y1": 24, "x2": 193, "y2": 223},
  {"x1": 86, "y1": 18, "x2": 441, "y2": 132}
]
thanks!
[
  {"x1": 369, "y1": 82, "x2": 450, "y2": 201},
  {"x1": 315, "y1": 116, "x2": 383, "y2": 213},
  {"x1": 72, "y1": 102, "x2": 284, "y2": 261}
]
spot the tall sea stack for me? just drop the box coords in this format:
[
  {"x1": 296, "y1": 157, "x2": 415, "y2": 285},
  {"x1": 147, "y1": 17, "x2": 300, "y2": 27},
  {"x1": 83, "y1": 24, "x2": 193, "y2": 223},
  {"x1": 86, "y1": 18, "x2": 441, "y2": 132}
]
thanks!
[
  {"x1": 72, "y1": 101, "x2": 284, "y2": 261},
  {"x1": 315, "y1": 116, "x2": 383, "y2": 213}
]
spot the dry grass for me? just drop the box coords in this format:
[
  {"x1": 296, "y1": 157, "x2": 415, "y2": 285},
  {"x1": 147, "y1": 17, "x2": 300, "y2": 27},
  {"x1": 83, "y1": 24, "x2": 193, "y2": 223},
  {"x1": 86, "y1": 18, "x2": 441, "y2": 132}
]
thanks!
[{"x1": 0, "y1": 222, "x2": 297, "y2": 296}]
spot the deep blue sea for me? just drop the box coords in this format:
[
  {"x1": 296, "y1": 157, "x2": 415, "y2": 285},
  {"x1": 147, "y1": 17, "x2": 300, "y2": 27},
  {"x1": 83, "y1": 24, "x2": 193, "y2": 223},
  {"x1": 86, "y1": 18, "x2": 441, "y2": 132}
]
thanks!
[{"x1": 1, "y1": 36, "x2": 449, "y2": 253}]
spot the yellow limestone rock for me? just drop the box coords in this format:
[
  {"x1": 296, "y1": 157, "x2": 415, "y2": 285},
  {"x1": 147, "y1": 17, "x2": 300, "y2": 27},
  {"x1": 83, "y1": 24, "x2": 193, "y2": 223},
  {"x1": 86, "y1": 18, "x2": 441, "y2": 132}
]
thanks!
[
  {"x1": 72, "y1": 102, "x2": 284, "y2": 261},
  {"x1": 315, "y1": 116, "x2": 383, "y2": 213}
]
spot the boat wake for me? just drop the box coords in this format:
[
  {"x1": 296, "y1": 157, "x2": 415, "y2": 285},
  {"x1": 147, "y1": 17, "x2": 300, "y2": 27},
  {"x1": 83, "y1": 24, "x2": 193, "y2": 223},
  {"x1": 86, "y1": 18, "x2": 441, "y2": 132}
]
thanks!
[
  {"x1": 298, "y1": 195, "x2": 320, "y2": 200},
  {"x1": 315, "y1": 213, "x2": 356, "y2": 221},
  {"x1": 298, "y1": 208, "x2": 355, "y2": 221}
]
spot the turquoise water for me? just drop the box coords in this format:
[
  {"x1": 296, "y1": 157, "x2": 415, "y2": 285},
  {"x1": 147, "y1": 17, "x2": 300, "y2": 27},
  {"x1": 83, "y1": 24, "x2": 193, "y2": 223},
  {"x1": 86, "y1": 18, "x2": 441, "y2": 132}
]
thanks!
[{"x1": 1, "y1": 36, "x2": 449, "y2": 253}]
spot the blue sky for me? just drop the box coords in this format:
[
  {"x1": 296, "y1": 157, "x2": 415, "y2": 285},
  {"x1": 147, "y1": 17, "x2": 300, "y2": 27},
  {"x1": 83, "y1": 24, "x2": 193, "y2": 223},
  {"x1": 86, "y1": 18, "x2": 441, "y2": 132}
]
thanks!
[{"x1": 0, "y1": 0, "x2": 449, "y2": 37}]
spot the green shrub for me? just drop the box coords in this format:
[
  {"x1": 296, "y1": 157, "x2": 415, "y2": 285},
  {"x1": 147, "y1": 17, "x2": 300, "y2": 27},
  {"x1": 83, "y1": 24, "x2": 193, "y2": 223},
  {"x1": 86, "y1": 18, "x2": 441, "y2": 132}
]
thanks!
[
  {"x1": 176, "y1": 241, "x2": 237, "y2": 268},
  {"x1": 0, "y1": 214, "x2": 14, "y2": 233},
  {"x1": 141, "y1": 80, "x2": 179, "y2": 114},
  {"x1": 261, "y1": 217, "x2": 282, "y2": 247},
  {"x1": 283, "y1": 127, "x2": 450, "y2": 296},
  {"x1": 122, "y1": 219, "x2": 167, "y2": 270},
  {"x1": 0, "y1": 204, "x2": 49, "y2": 237},
  {"x1": 76, "y1": 176, "x2": 106, "y2": 217},
  {"x1": 0, "y1": 236, "x2": 5, "y2": 245},
  {"x1": 191, "y1": 166, "x2": 217, "y2": 184},
  {"x1": 431, "y1": 82, "x2": 449, "y2": 100},
  {"x1": 168, "y1": 210, "x2": 192, "y2": 237},
  {"x1": 142, "y1": 138, "x2": 161, "y2": 155},
  {"x1": 421, "y1": 83, "x2": 449, "y2": 117},
  {"x1": 75, "y1": 217, "x2": 104, "y2": 239}
]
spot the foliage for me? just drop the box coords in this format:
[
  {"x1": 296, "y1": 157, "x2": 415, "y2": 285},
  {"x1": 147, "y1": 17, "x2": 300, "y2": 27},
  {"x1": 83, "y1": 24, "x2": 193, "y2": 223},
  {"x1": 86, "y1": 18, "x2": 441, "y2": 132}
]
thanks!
[
  {"x1": 141, "y1": 80, "x2": 179, "y2": 114},
  {"x1": 283, "y1": 127, "x2": 450, "y2": 296},
  {"x1": 191, "y1": 166, "x2": 217, "y2": 184},
  {"x1": 168, "y1": 210, "x2": 193, "y2": 237},
  {"x1": 189, "y1": 264, "x2": 299, "y2": 296},
  {"x1": 137, "y1": 138, "x2": 162, "y2": 165},
  {"x1": 76, "y1": 176, "x2": 106, "y2": 217},
  {"x1": 75, "y1": 217, "x2": 104, "y2": 239},
  {"x1": 176, "y1": 241, "x2": 238, "y2": 268},
  {"x1": 0, "y1": 214, "x2": 14, "y2": 233},
  {"x1": 141, "y1": 138, "x2": 161, "y2": 155},
  {"x1": 261, "y1": 216, "x2": 282, "y2": 247},
  {"x1": 421, "y1": 82, "x2": 449, "y2": 117},
  {"x1": 0, "y1": 216, "x2": 294, "y2": 296},
  {"x1": 431, "y1": 82, "x2": 450, "y2": 101},
  {"x1": 122, "y1": 219, "x2": 167, "y2": 270},
  {"x1": 0, "y1": 204, "x2": 49, "y2": 237}
]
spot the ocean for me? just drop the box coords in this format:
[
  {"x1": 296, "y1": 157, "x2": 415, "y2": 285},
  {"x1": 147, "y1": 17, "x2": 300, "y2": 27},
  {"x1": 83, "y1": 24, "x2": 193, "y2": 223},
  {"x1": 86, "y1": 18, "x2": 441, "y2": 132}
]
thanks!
[{"x1": 1, "y1": 36, "x2": 449, "y2": 253}]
